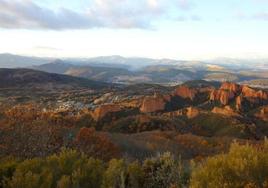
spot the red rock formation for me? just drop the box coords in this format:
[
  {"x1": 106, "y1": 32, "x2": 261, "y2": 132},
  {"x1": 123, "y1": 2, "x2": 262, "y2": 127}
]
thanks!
[
  {"x1": 121, "y1": 98, "x2": 142, "y2": 108},
  {"x1": 255, "y1": 106, "x2": 268, "y2": 121},
  {"x1": 210, "y1": 89, "x2": 235, "y2": 105},
  {"x1": 163, "y1": 107, "x2": 200, "y2": 119},
  {"x1": 140, "y1": 94, "x2": 169, "y2": 113},
  {"x1": 209, "y1": 82, "x2": 243, "y2": 105},
  {"x1": 242, "y1": 86, "x2": 256, "y2": 97},
  {"x1": 256, "y1": 90, "x2": 268, "y2": 100},
  {"x1": 242, "y1": 86, "x2": 268, "y2": 100},
  {"x1": 235, "y1": 95, "x2": 243, "y2": 111},
  {"x1": 212, "y1": 106, "x2": 241, "y2": 117},
  {"x1": 220, "y1": 82, "x2": 241, "y2": 93},
  {"x1": 174, "y1": 86, "x2": 197, "y2": 100},
  {"x1": 163, "y1": 94, "x2": 172, "y2": 101},
  {"x1": 186, "y1": 107, "x2": 200, "y2": 118},
  {"x1": 209, "y1": 84, "x2": 268, "y2": 110},
  {"x1": 91, "y1": 104, "x2": 121, "y2": 121}
]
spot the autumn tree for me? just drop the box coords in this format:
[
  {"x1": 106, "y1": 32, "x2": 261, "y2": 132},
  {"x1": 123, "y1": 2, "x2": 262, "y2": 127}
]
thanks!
[{"x1": 74, "y1": 127, "x2": 120, "y2": 161}]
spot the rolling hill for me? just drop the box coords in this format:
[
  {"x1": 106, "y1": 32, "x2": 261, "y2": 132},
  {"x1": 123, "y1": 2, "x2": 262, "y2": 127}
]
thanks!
[
  {"x1": 0, "y1": 53, "x2": 52, "y2": 68},
  {"x1": 1, "y1": 54, "x2": 268, "y2": 87},
  {"x1": 0, "y1": 68, "x2": 109, "y2": 89}
]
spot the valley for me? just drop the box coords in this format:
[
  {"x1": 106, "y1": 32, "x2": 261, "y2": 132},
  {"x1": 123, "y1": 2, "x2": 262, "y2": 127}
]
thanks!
[
  {"x1": 1, "y1": 0, "x2": 268, "y2": 186},
  {"x1": 0, "y1": 59, "x2": 268, "y2": 187},
  {"x1": 0, "y1": 68, "x2": 267, "y2": 160}
]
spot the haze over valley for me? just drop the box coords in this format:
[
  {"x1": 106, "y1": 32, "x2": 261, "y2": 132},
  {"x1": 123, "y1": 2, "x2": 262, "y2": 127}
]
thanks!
[{"x1": 1, "y1": 53, "x2": 268, "y2": 88}]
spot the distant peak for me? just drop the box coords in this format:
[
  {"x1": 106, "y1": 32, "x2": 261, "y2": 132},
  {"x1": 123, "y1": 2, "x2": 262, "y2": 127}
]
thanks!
[{"x1": 51, "y1": 59, "x2": 64, "y2": 64}]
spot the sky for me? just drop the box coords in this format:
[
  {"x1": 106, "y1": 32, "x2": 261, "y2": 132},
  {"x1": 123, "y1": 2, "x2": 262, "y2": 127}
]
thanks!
[{"x1": 0, "y1": 0, "x2": 268, "y2": 60}]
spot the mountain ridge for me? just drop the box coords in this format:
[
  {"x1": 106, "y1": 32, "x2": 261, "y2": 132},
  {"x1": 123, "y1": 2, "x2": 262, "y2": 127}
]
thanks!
[{"x1": 0, "y1": 68, "x2": 109, "y2": 89}]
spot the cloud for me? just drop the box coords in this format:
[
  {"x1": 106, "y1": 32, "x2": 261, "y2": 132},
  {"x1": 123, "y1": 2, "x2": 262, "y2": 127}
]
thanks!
[
  {"x1": 174, "y1": 15, "x2": 201, "y2": 22},
  {"x1": 253, "y1": 12, "x2": 268, "y2": 20},
  {"x1": 33, "y1": 46, "x2": 61, "y2": 51},
  {"x1": 0, "y1": 0, "x2": 98, "y2": 29},
  {"x1": 191, "y1": 15, "x2": 202, "y2": 21},
  {"x1": 0, "y1": 0, "x2": 194, "y2": 30},
  {"x1": 178, "y1": 0, "x2": 193, "y2": 10},
  {"x1": 252, "y1": 0, "x2": 268, "y2": 2},
  {"x1": 233, "y1": 9, "x2": 268, "y2": 21}
]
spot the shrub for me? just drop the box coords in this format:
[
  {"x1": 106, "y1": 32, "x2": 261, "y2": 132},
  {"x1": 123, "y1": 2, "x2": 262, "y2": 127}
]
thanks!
[
  {"x1": 127, "y1": 161, "x2": 144, "y2": 188},
  {"x1": 102, "y1": 159, "x2": 127, "y2": 188},
  {"x1": 0, "y1": 157, "x2": 18, "y2": 187},
  {"x1": 2, "y1": 149, "x2": 105, "y2": 188},
  {"x1": 190, "y1": 140, "x2": 268, "y2": 188},
  {"x1": 142, "y1": 152, "x2": 187, "y2": 188}
]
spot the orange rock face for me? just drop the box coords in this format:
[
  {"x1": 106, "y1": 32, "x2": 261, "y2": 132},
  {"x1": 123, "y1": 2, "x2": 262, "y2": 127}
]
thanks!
[
  {"x1": 209, "y1": 82, "x2": 252, "y2": 105},
  {"x1": 220, "y1": 82, "x2": 241, "y2": 93},
  {"x1": 163, "y1": 106, "x2": 200, "y2": 119},
  {"x1": 242, "y1": 86, "x2": 257, "y2": 97},
  {"x1": 186, "y1": 107, "x2": 200, "y2": 118},
  {"x1": 210, "y1": 83, "x2": 268, "y2": 109},
  {"x1": 242, "y1": 86, "x2": 268, "y2": 100},
  {"x1": 121, "y1": 98, "x2": 142, "y2": 108},
  {"x1": 140, "y1": 94, "x2": 169, "y2": 113},
  {"x1": 235, "y1": 95, "x2": 243, "y2": 111},
  {"x1": 174, "y1": 86, "x2": 197, "y2": 100},
  {"x1": 91, "y1": 104, "x2": 121, "y2": 121},
  {"x1": 255, "y1": 106, "x2": 268, "y2": 121},
  {"x1": 212, "y1": 106, "x2": 240, "y2": 117},
  {"x1": 210, "y1": 89, "x2": 235, "y2": 105}
]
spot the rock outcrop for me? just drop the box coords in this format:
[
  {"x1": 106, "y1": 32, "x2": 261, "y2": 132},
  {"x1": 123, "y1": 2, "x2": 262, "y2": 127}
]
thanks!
[
  {"x1": 220, "y1": 82, "x2": 241, "y2": 93},
  {"x1": 121, "y1": 98, "x2": 142, "y2": 108},
  {"x1": 242, "y1": 86, "x2": 268, "y2": 100},
  {"x1": 235, "y1": 95, "x2": 243, "y2": 111},
  {"x1": 186, "y1": 107, "x2": 200, "y2": 118},
  {"x1": 140, "y1": 93, "x2": 170, "y2": 113},
  {"x1": 93, "y1": 93, "x2": 113, "y2": 105},
  {"x1": 255, "y1": 106, "x2": 268, "y2": 121},
  {"x1": 163, "y1": 106, "x2": 200, "y2": 119},
  {"x1": 210, "y1": 83, "x2": 268, "y2": 109},
  {"x1": 212, "y1": 106, "x2": 241, "y2": 117},
  {"x1": 173, "y1": 86, "x2": 197, "y2": 100},
  {"x1": 209, "y1": 89, "x2": 235, "y2": 105},
  {"x1": 91, "y1": 104, "x2": 121, "y2": 121}
]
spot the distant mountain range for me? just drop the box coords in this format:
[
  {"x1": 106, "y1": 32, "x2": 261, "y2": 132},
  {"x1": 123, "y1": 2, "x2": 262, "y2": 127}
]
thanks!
[
  {"x1": 1, "y1": 53, "x2": 268, "y2": 87},
  {"x1": 0, "y1": 53, "x2": 52, "y2": 68},
  {"x1": 30, "y1": 59, "x2": 268, "y2": 86}
]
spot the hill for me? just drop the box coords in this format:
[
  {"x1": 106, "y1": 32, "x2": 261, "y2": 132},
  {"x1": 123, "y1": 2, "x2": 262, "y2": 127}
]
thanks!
[
  {"x1": 0, "y1": 53, "x2": 52, "y2": 68},
  {"x1": 31, "y1": 58, "x2": 267, "y2": 86},
  {"x1": 0, "y1": 68, "x2": 109, "y2": 89},
  {"x1": 31, "y1": 59, "x2": 74, "y2": 74},
  {"x1": 1, "y1": 53, "x2": 268, "y2": 87}
]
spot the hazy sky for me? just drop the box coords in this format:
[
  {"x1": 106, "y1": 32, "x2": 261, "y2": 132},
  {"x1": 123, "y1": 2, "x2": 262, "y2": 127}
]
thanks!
[{"x1": 0, "y1": 0, "x2": 267, "y2": 60}]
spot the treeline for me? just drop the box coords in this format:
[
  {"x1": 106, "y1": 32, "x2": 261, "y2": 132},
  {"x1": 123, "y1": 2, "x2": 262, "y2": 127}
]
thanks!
[{"x1": 0, "y1": 140, "x2": 268, "y2": 188}]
